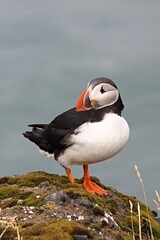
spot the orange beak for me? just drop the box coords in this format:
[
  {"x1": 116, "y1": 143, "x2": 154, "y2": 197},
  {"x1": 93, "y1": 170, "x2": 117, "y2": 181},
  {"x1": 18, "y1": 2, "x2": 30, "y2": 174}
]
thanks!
[{"x1": 76, "y1": 88, "x2": 92, "y2": 112}]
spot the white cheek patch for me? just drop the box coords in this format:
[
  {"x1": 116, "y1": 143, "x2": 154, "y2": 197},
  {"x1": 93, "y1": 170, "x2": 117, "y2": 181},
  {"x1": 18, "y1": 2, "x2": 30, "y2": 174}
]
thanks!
[
  {"x1": 100, "y1": 90, "x2": 119, "y2": 107},
  {"x1": 90, "y1": 83, "x2": 119, "y2": 109},
  {"x1": 91, "y1": 87, "x2": 119, "y2": 109}
]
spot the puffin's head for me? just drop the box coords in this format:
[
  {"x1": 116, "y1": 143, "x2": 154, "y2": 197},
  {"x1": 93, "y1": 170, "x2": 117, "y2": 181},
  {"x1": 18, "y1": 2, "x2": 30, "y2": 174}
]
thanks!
[{"x1": 76, "y1": 77, "x2": 119, "y2": 112}]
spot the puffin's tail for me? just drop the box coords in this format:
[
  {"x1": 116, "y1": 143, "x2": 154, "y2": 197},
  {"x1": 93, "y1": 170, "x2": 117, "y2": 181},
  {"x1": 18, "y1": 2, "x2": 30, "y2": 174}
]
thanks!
[{"x1": 23, "y1": 124, "x2": 48, "y2": 147}]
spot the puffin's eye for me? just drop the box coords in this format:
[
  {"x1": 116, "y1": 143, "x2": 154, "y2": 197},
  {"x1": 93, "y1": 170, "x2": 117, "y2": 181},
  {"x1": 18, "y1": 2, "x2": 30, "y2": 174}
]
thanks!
[{"x1": 100, "y1": 86, "x2": 106, "y2": 94}]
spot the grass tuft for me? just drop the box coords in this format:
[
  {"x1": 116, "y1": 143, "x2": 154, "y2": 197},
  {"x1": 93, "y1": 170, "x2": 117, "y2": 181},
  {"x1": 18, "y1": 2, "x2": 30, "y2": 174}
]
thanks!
[
  {"x1": 134, "y1": 164, "x2": 154, "y2": 240},
  {"x1": 0, "y1": 208, "x2": 22, "y2": 240}
]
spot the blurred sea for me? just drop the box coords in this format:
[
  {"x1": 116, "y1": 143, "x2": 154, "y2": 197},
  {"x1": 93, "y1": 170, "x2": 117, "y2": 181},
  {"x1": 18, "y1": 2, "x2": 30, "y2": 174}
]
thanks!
[{"x1": 0, "y1": 1, "x2": 160, "y2": 210}]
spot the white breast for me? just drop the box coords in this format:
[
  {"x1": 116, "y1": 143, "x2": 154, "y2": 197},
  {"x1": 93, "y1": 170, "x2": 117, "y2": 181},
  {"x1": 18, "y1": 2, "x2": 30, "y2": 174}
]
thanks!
[{"x1": 58, "y1": 113, "x2": 130, "y2": 168}]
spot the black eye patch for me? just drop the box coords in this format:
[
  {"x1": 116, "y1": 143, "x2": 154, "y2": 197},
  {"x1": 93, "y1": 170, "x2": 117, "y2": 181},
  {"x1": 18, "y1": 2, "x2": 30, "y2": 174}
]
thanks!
[{"x1": 100, "y1": 86, "x2": 106, "y2": 94}]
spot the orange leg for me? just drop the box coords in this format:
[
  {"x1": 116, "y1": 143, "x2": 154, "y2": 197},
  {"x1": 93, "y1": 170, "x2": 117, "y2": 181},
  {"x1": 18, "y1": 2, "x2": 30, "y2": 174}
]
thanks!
[
  {"x1": 65, "y1": 168, "x2": 82, "y2": 186},
  {"x1": 65, "y1": 168, "x2": 76, "y2": 184},
  {"x1": 83, "y1": 165, "x2": 110, "y2": 196}
]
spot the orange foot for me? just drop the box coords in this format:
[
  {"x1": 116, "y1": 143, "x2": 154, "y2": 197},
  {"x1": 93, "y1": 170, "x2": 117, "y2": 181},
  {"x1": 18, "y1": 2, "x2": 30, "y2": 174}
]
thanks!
[
  {"x1": 83, "y1": 165, "x2": 110, "y2": 196},
  {"x1": 65, "y1": 166, "x2": 110, "y2": 196},
  {"x1": 83, "y1": 178, "x2": 109, "y2": 196}
]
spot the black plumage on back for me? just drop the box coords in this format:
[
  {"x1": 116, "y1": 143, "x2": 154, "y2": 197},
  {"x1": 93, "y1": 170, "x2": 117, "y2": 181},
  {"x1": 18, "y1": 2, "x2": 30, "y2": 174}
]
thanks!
[{"x1": 23, "y1": 92, "x2": 124, "y2": 159}]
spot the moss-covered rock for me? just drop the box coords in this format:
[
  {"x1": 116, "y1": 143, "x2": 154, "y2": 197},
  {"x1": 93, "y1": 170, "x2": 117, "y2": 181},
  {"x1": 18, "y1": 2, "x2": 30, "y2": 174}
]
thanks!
[
  {"x1": 0, "y1": 171, "x2": 159, "y2": 240},
  {"x1": 0, "y1": 171, "x2": 69, "y2": 188},
  {"x1": 0, "y1": 185, "x2": 23, "y2": 200},
  {"x1": 21, "y1": 220, "x2": 93, "y2": 240}
]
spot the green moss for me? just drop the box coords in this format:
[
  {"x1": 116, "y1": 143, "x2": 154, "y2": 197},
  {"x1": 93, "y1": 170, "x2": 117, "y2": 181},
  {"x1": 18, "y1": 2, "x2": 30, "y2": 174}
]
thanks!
[
  {"x1": 52, "y1": 220, "x2": 93, "y2": 237},
  {"x1": 103, "y1": 228, "x2": 130, "y2": 240},
  {"x1": 89, "y1": 223, "x2": 101, "y2": 231},
  {"x1": 0, "y1": 184, "x2": 45, "y2": 207},
  {"x1": 140, "y1": 210, "x2": 160, "y2": 238},
  {"x1": 0, "y1": 172, "x2": 109, "y2": 196},
  {"x1": 93, "y1": 205, "x2": 104, "y2": 216},
  {"x1": 105, "y1": 197, "x2": 119, "y2": 214},
  {"x1": 0, "y1": 186, "x2": 19, "y2": 200},
  {"x1": 112, "y1": 231, "x2": 129, "y2": 240},
  {"x1": 114, "y1": 216, "x2": 125, "y2": 230},
  {"x1": 125, "y1": 215, "x2": 139, "y2": 233},
  {"x1": 6, "y1": 172, "x2": 57, "y2": 187},
  {"x1": 0, "y1": 176, "x2": 10, "y2": 184},
  {"x1": 110, "y1": 231, "x2": 125, "y2": 240},
  {"x1": 0, "y1": 185, "x2": 23, "y2": 200},
  {"x1": 21, "y1": 219, "x2": 93, "y2": 240},
  {"x1": 0, "y1": 198, "x2": 18, "y2": 208},
  {"x1": 106, "y1": 198, "x2": 118, "y2": 208},
  {"x1": 43, "y1": 201, "x2": 56, "y2": 209},
  {"x1": 1, "y1": 171, "x2": 79, "y2": 190},
  {"x1": 125, "y1": 210, "x2": 160, "y2": 239},
  {"x1": 0, "y1": 227, "x2": 17, "y2": 240},
  {"x1": 22, "y1": 223, "x2": 71, "y2": 240},
  {"x1": 151, "y1": 221, "x2": 160, "y2": 239},
  {"x1": 23, "y1": 193, "x2": 45, "y2": 207}
]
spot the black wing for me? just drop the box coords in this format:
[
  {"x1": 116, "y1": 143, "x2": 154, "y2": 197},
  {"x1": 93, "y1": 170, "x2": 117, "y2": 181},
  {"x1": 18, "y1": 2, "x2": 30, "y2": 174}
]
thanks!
[
  {"x1": 49, "y1": 107, "x2": 106, "y2": 130},
  {"x1": 23, "y1": 107, "x2": 106, "y2": 159}
]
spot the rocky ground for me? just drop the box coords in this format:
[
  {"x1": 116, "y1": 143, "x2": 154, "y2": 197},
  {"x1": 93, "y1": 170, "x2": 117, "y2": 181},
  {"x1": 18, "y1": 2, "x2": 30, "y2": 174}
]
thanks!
[{"x1": 0, "y1": 171, "x2": 159, "y2": 240}]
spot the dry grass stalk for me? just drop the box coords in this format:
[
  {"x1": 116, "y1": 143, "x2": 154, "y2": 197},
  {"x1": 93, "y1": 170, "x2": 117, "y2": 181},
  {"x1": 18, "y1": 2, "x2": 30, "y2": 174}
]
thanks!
[
  {"x1": 137, "y1": 202, "x2": 142, "y2": 240},
  {"x1": 153, "y1": 190, "x2": 160, "y2": 211},
  {"x1": 134, "y1": 164, "x2": 154, "y2": 240},
  {"x1": 155, "y1": 190, "x2": 160, "y2": 201},
  {"x1": 0, "y1": 209, "x2": 22, "y2": 240},
  {"x1": 129, "y1": 200, "x2": 136, "y2": 240}
]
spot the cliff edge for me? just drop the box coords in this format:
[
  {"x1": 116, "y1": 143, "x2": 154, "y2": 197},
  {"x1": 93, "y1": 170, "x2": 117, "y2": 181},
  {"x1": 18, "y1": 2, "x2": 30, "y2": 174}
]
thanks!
[{"x1": 0, "y1": 171, "x2": 159, "y2": 240}]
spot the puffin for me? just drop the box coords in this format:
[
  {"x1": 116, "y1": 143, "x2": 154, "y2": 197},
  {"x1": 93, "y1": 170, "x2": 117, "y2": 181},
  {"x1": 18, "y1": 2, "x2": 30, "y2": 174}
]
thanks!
[{"x1": 23, "y1": 77, "x2": 130, "y2": 196}]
